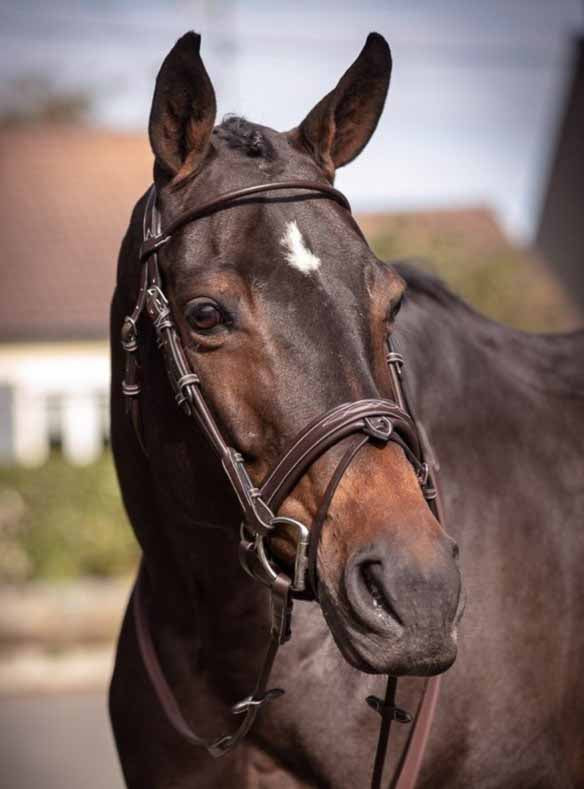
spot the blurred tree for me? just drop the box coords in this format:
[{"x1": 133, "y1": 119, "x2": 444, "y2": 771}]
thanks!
[
  {"x1": 0, "y1": 75, "x2": 92, "y2": 127},
  {"x1": 362, "y1": 208, "x2": 581, "y2": 333}
]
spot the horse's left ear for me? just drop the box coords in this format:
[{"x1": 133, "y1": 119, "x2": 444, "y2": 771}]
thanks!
[
  {"x1": 289, "y1": 33, "x2": 391, "y2": 179},
  {"x1": 149, "y1": 31, "x2": 217, "y2": 184}
]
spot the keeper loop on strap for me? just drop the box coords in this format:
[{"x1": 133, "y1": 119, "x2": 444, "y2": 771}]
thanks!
[
  {"x1": 175, "y1": 393, "x2": 191, "y2": 412},
  {"x1": 363, "y1": 415, "x2": 393, "y2": 443},
  {"x1": 139, "y1": 234, "x2": 171, "y2": 262},
  {"x1": 366, "y1": 695, "x2": 413, "y2": 723},
  {"x1": 232, "y1": 688, "x2": 285, "y2": 716},
  {"x1": 386, "y1": 350, "x2": 404, "y2": 372},
  {"x1": 417, "y1": 462, "x2": 430, "y2": 487},
  {"x1": 177, "y1": 373, "x2": 200, "y2": 390},
  {"x1": 423, "y1": 485, "x2": 438, "y2": 501},
  {"x1": 153, "y1": 314, "x2": 173, "y2": 334},
  {"x1": 122, "y1": 381, "x2": 141, "y2": 397}
]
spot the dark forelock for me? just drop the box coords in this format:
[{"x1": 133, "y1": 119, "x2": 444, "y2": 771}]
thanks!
[{"x1": 215, "y1": 115, "x2": 276, "y2": 160}]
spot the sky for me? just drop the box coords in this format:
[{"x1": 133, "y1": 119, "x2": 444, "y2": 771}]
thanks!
[{"x1": 1, "y1": 0, "x2": 583, "y2": 240}]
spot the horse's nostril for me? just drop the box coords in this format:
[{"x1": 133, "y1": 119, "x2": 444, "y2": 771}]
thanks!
[
  {"x1": 362, "y1": 563, "x2": 384, "y2": 609},
  {"x1": 360, "y1": 562, "x2": 403, "y2": 626},
  {"x1": 450, "y1": 539, "x2": 460, "y2": 561}
]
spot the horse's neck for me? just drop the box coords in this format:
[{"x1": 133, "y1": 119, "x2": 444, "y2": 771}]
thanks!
[
  {"x1": 395, "y1": 299, "x2": 461, "y2": 431},
  {"x1": 399, "y1": 292, "x2": 584, "y2": 435},
  {"x1": 144, "y1": 514, "x2": 270, "y2": 699},
  {"x1": 397, "y1": 294, "x2": 510, "y2": 437}
]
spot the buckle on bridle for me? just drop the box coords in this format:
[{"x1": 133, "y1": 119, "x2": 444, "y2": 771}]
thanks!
[
  {"x1": 271, "y1": 516, "x2": 310, "y2": 594},
  {"x1": 239, "y1": 515, "x2": 310, "y2": 595},
  {"x1": 121, "y1": 316, "x2": 138, "y2": 352}
]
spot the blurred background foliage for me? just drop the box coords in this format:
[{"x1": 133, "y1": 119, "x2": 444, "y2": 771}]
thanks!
[
  {"x1": 0, "y1": 452, "x2": 137, "y2": 583},
  {"x1": 0, "y1": 75, "x2": 92, "y2": 129},
  {"x1": 365, "y1": 211, "x2": 580, "y2": 333}
]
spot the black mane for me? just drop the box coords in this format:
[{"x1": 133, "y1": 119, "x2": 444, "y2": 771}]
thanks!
[
  {"x1": 216, "y1": 115, "x2": 275, "y2": 160},
  {"x1": 393, "y1": 261, "x2": 463, "y2": 311}
]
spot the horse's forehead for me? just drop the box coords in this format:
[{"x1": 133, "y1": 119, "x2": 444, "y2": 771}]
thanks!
[
  {"x1": 171, "y1": 198, "x2": 371, "y2": 294},
  {"x1": 165, "y1": 123, "x2": 381, "y2": 289}
]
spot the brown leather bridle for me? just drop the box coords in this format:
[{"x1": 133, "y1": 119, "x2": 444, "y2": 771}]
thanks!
[{"x1": 121, "y1": 180, "x2": 444, "y2": 787}]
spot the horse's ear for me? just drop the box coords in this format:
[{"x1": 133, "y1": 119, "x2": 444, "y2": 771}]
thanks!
[
  {"x1": 290, "y1": 33, "x2": 391, "y2": 179},
  {"x1": 149, "y1": 32, "x2": 216, "y2": 183}
]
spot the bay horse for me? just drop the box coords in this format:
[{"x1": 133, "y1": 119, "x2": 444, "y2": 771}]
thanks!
[{"x1": 109, "y1": 31, "x2": 584, "y2": 788}]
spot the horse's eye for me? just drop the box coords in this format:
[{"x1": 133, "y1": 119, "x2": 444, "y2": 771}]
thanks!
[
  {"x1": 388, "y1": 295, "x2": 404, "y2": 323},
  {"x1": 185, "y1": 298, "x2": 226, "y2": 332}
]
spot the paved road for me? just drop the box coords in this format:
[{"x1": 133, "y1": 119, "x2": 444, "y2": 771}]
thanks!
[{"x1": 0, "y1": 691, "x2": 125, "y2": 789}]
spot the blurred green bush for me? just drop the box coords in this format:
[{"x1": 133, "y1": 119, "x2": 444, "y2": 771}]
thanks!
[{"x1": 0, "y1": 452, "x2": 137, "y2": 583}]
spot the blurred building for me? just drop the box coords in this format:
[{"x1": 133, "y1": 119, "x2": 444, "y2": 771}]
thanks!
[
  {"x1": 0, "y1": 126, "x2": 151, "y2": 465},
  {"x1": 0, "y1": 120, "x2": 578, "y2": 467}
]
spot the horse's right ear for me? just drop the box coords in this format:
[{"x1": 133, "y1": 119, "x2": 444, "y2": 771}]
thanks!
[{"x1": 149, "y1": 32, "x2": 216, "y2": 184}]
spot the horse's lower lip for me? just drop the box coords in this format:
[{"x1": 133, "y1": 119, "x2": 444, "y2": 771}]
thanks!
[
  {"x1": 318, "y1": 580, "x2": 459, "y2": 675},
  {"x1": 328, "y1": 619, "x2": 458, "y2": 676}
]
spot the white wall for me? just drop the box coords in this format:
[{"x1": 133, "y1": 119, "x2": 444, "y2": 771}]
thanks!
[{"x1": 0, "y1": 343, "x2": 109, "y2": 467}]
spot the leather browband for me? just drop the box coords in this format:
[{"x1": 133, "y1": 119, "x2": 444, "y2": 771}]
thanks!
[{"x1": 139, "y1": 180, "x2": 351, "y2": 262}]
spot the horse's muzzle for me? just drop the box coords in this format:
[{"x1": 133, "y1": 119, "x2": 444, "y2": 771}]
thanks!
[{"x1": 322, "y1": 530, "x2": 463, "y2": 675}]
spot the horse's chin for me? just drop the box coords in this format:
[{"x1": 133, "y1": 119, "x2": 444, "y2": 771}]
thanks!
[{"x1": 319, "y1": 583, "x2": 459, "y2": 676}]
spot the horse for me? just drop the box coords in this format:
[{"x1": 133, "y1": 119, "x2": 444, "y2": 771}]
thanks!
[{"x1": 109, "y1": 31, "x2": 584, "y2": 788}]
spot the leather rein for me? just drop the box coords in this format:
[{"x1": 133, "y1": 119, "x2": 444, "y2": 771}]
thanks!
[{"x1": 121, "y1": 180, "x2": 443, "y2": 786}]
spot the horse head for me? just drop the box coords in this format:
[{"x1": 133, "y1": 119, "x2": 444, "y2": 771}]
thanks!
[{"x1": 126, "y1": 31, "x2": 463, "y2": 679}]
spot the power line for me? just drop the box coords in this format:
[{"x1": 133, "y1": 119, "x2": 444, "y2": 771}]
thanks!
[{"x1": 0, "y1": 6, "x2": 579, "y2": 70}]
